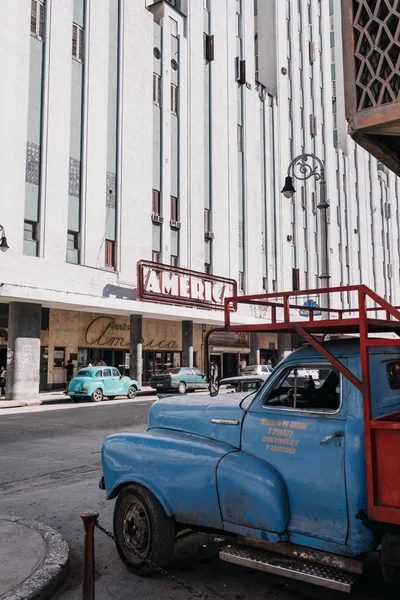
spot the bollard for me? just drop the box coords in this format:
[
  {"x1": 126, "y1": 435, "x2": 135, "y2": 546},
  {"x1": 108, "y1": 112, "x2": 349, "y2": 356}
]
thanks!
[{"x1": 81, "y1": 512, "x2": 99, "y2": 600}]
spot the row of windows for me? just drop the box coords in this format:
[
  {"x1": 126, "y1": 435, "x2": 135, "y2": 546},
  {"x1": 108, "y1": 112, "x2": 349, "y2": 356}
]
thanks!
[
  {"x1": 153, "y1": 74, "x2": 179, "y2": 115},
  {"x1": 31, "y1": 0, "x2": 84, "y2": 63},
  {"x1": 23, "y1": 219, "x2": 116, "y2": 268},
  {"x1": 152, "y1": 191, "x2": 179, "y2": 223}
]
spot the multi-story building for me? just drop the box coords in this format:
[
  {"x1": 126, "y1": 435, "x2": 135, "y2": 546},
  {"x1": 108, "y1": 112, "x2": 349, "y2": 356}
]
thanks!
[{"x1": 0, "y1": 0, "x2": 399, "y2": 398}]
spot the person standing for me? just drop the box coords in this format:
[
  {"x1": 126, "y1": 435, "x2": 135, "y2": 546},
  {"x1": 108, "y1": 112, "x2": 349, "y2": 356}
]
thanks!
[
  {"x1": 64, "y1": 360, "x2": 74, "y2": 392},
  {"x1": 0, "y1": 366, "x2": 6, "y2": 397},
  {"x1": 239, "y1": 358, "x2": 247, "y2": 373}
]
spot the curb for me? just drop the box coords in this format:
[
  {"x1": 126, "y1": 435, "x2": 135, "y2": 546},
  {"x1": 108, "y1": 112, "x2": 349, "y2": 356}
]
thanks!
[{"x1": 0, "y1": 516, "x2": 69, "y2": 600}]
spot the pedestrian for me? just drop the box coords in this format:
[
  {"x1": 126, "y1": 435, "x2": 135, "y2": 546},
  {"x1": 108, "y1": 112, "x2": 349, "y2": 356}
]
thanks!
[
  {"x1": 64, "y1": 360, "x2": 74, "y2": 392},
  {"x1": 97, "y1": 359, "x2": 106, "y2": 366},
  {"x1": 267, "y1": 358, "x2": 272, "y2": 366},
  {"x1": 239, "y1": 358, "x2": 247, "y2": 373},
  {"x1": 0, "y1": 366, "x2": 6, "y2": 397},
  {"x1": 210, "y1": 361, "x2": 218, "y2": 384}
]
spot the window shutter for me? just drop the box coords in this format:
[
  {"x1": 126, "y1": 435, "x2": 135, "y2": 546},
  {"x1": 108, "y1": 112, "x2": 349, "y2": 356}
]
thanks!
[
  {"x1": 72, "y1": 24, "x2": 78, "y2": 58},
  {"x1": 239, "y1": 59, "x2": 246, "y2": 85},
  {"x1": 39, "y1": 2, "x2": 44, "y2": 38},
  {"x1": 205, "y1": 34, "x2": 214, "y2": 62},
  {"x1": 292, "y1": 268, "x2": 300, "y2": 291},
  {"x1": 31, "y1": 0, "x2": 37, "y2": 35},
  {"x1": 78, "y1": 27, "x2": 84, "y2": 62}
]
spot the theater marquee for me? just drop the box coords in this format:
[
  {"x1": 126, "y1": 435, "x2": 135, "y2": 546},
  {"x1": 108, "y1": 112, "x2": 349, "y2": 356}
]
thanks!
[{"x1": 137, "y1": 261, "x2": 237, "y2": 310}]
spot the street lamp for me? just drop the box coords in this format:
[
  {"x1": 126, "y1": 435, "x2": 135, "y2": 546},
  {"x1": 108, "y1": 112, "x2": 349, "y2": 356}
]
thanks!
[
  {"x1": 281, "y1": 153, "x2": 329, "y2": 308},
  {"x1": 0, "y1": 225, "x2": 9, "y2": 253}
]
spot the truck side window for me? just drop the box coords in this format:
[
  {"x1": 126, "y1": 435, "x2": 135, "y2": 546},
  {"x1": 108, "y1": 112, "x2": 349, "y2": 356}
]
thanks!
[
  {"x1": 387, "y1": 361, "x2": 400, "y2": 389},
  {"x1": 264, "y1": 366, "x2": 340, "y2": 412}
]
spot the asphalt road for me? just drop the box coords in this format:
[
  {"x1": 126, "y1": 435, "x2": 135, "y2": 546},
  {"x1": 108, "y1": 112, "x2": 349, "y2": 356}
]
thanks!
[{"x1": 0, "y1": 399, "x2": 389, "y2": 600}]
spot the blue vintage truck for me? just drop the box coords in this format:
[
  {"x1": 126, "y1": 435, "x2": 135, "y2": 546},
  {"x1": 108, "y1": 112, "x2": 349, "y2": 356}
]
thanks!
[{"x1": 100, "y1": 286, "x2": 400, "y2": 593}]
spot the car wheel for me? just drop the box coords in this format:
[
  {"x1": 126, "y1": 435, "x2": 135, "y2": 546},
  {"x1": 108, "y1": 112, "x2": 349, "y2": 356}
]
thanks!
[
  {"x1": 113, "y1": 483, "x2": 175, "y2": 575},
  {"x1": 91, "y1": 388, "x2": 103, "y2": 402},
  {"x1": 108, "y1": 396, "x2": 116, "y2": 400},
  {"x1": 127, "y1": 386, "x2": 137, "y2": 399},
  {"x1": 177, "y1": 382, "x2": 186, "y2": 394}
]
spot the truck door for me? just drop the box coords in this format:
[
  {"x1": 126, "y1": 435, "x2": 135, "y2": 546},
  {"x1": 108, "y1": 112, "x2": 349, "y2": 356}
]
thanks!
[{"x1": 241, "y1": 361, "x2": 349, "y2": 547}]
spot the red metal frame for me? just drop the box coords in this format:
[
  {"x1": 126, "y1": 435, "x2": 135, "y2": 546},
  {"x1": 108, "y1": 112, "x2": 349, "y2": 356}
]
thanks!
[{"x1": 205, "y1": 285, "x2": 400, "y2": 526}]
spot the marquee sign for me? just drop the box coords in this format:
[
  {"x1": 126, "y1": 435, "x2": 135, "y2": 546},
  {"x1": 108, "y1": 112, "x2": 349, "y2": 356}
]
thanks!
[{"x1": 137, "y1": 261, "x2": 237, "y2": 311}]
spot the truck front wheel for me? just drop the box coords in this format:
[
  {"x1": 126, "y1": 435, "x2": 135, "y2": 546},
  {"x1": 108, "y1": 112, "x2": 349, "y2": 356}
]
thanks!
[{"x1": 113, "y1": 483, "x2": 175, "y2": 575}]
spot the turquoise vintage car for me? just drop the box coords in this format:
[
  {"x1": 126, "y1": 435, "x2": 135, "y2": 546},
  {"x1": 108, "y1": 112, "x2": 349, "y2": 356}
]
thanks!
[{"x1": 68, "y1": 367, "x2": 139, "y2": 402}]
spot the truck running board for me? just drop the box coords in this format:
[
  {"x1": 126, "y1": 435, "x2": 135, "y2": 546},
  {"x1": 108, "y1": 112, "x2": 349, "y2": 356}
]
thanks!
[{"x1": 219, "y1": 545, "x2": 360, "y2": 593}]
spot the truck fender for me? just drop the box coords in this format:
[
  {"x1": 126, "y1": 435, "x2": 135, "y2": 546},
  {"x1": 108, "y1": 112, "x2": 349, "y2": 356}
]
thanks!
[
  {"x1": 217, "y1": 451, "x2": 290, "y2": 533},
  {"x1": 101, "y1": 429, "x2": 236, "y2": 529}
]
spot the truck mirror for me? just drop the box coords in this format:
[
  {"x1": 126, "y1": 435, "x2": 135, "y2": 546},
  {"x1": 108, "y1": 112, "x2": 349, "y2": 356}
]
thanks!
[{"x1": 209, "y1": 382, "x2": 219, "y2": 397}]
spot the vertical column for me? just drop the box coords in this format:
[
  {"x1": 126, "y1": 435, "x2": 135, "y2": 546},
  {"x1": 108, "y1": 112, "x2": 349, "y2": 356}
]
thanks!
[
  {"x1": 6, "y1": 303, "x2": 41, "y2": 401},
  {"x1": 182, "y1": 321, "x2": 193, "y2": 368},
  {"x1": 278, "y1": 333, "x2": 292, "y2": 361},
  {"x1": 130, "y1": 315, "x2": 142, "y2": 388},
  {"x1": 249, "y1": 333, "x2": 260, "y2": 365}
]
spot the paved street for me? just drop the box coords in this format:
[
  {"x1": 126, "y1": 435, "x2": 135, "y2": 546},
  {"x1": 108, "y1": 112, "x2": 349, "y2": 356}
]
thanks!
[{"x1": 0, "y1": 400, "x2": 388, "y2": 600}]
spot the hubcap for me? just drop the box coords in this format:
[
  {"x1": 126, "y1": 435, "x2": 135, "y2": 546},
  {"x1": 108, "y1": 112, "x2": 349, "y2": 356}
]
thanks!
[
  {"x1": 179, "y1": 384, "x2": 185, "y2": 393},
  {"x1": 129, "y1": 387, "x2": 136, "y2": 398},
  {"x1": 122, "y1": 500, "x2": 150, "y2": 560},
  {"x1": 93, "y1": 390, "x2": 102, "y2": 401}
]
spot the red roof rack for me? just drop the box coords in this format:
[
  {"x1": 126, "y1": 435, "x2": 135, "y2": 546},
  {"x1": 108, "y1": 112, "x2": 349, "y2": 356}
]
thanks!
[{"x1": 205, "y1": 285, "x2": 400, "y2": 526}]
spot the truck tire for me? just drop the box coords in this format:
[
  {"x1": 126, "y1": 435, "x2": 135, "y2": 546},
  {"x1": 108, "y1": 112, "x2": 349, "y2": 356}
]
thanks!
[
  {"x1": 381, "y1": 533, "x2": 400, "y2": 595},
  {"x1": 113, "y1": 483, "x2": 175, "y2": 575}
]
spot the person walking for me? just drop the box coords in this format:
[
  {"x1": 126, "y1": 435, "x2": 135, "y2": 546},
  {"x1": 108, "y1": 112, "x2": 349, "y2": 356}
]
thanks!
[
  {"x1": 0, "y1": 366, "x2": 6, "y2": 397},
  {"x1": 209, "y1": 361, "x2": 219, "y2": 397},
  {"x1": 64, "y1": 360, "x2": 74, "y2": 392}
]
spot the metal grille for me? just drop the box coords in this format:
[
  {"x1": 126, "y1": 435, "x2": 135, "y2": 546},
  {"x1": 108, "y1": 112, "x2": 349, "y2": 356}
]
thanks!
[
  {"x1": 353, "y1": 0, "x2": 400, "y2": 110},
  {"x1": 26, "y1": 142, "x2": 41, "y2": 185},
  {"x1": 106, "y1": 172, "x2": 116, "y2": 208},
  {"x1": 69, "y1": 157, "x2": 81, "y2": 197}
]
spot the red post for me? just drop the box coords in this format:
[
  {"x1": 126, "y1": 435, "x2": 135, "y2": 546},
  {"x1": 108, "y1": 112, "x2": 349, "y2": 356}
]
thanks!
[{"x1": 81, "y1": 512, "x2": 99, "y2": 600}]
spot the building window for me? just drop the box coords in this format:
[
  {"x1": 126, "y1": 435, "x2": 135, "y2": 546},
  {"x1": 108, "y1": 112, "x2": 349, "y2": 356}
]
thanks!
[
  {"x1": 105, "y1": 240, "x2": 115, "y2": 268},
  {"x1": 67, "y1": 230, "x2": 79, "y2": 250},
  {"x1": 171, "y1": 84, "x2": 178, "y2": 115},
  {"x1": 152, "y1": 190, "x2": 161, "y2": 215},
  {"x1": 152, "y1": 251, "x2": 161, "y2": 263},
  {"x1": 72, "y1": 23, "x2": 84, "y2": 62},
  {"x1": 153, "y1": 74, "x2": 161, "y2": 106},
  {"x1": 204, "y1": 208, "x2": 211, "y2": 234},
  {"x1": 24, "y1": 220, "x2": 38, "y2": 241},
  {"x1": 171, "y1": 196, "x2": 179, "y2": 221},
  {"x1": 31, "y1": 0, "x2": 44, "y2": 40},
  {"x1": 237, "y1": 124, "x2": 243, "y2": 152}
]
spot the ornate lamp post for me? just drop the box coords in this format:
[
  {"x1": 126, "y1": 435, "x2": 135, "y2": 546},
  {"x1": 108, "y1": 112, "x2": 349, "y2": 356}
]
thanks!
[
  {"x1": 281, "y1": 153, "x2": 329, "y2": 309},
  {"x1": 0, "y1": 225, "x2": 9, "y2": 252}
]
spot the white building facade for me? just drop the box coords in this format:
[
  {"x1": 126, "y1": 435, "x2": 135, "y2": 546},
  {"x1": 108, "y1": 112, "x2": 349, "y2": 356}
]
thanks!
[{"x1": 0, "y1": 0, "x2": 399, "y2": 397}]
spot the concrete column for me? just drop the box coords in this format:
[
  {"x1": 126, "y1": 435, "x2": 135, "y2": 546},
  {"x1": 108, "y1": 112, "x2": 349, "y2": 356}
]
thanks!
[
  {"x1": 250, "y1": 333, "x2": 260, "y2": 365},
  {"x1": 182, "y1": 321, "x2": 193, "y2": 367},
  {"x1": 6, "y1": 302, "x2": 41, "y2": 401},
  {"x1": 130, "y1": 315, "x2": 142, "y2": 388},
  {"x1": 278, "y1": 333, "x2": 293, "y2": 361}
]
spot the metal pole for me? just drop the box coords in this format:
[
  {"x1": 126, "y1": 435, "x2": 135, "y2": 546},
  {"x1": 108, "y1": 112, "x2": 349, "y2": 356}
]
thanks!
[
  {"x1": 81, "y1": 512, "x2": 99, "y2": 600},
  {"x1": 317, "y1": 179, "x2": 330, "y2": 314}
]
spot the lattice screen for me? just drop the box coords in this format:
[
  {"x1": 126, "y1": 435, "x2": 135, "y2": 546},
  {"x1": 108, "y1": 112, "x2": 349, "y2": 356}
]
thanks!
[{"x1": 353, "y1": 0, "x2": 400, "y2": 110}]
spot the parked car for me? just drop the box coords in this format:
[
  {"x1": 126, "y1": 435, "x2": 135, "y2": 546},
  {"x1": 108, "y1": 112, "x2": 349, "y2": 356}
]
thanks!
[
  {"x1": 68, "y1": 367, "x2": 139, "y2": 402},
  {"x1": 217, "y1": 374, "x2": 269, "y2": 394},
  {"x1": 150, "y1": 367, "x2": 207, "y2": 394},
  {"x1": 241, "y1": 364, "x2": 274, "y2": 376}
]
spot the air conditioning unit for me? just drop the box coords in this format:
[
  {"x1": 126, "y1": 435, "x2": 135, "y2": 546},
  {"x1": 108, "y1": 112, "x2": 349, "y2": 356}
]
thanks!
[
  {"x1": 151, "y1": 213, "x2": 163, "y2": 224},
  {"x1": 170, "y1": 219, "x2": 181, "y2": 229},
  {"x1": 205, "y1": 231, "x2": 215, "y2": 240}
]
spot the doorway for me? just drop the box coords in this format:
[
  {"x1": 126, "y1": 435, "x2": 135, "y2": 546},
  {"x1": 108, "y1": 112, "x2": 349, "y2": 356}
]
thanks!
[{"x1": 223, "y1": 353, "x2": 239, "y2": 379}]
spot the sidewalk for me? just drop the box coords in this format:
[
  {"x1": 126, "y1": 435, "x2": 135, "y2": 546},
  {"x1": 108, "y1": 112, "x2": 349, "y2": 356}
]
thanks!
[
  {"x1": 0, "y1": 387, "x2": 155, "y2": 409},
  {"x1": 0, "y1": 515, "x2": 69, "y2": 600}
]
